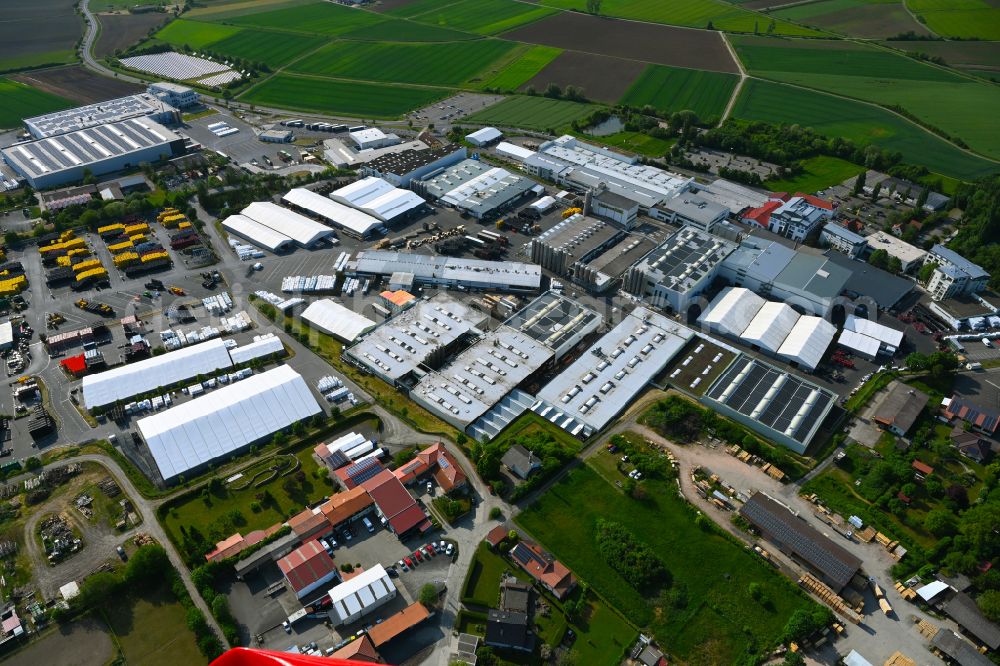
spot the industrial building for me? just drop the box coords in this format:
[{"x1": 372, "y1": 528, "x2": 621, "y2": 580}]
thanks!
[
  {"x1": 23, "y1": 94, "x2": 179, "y2": 139},
  {"x1": 221, "y1": 214, "x2": 295, "y2": 253},
  {"x1": 259, "y1": 129, "x2": 293, "y2": 143},
  {"x1": 414, "y1": 159, "x2": 534, "y2": 219},
  {"x1": 718, "y1": 238, "x2": 852, "y2": 317},
  {"x1": 281, "y1": 187, "x2": 384, "y2": 239},
  {"x1": 82, "y1": 337, "x2": 233, "y2": 410},
  {"x1": 691, "y1": 178, "x2": 770, "y2": 217},
  {"x1": 3, "y1": 118, "x2": 185, "y2": 189},
  {"x1": 925, "y1": 244, "x2": 990, "y2": 301},
  {"x1": 742, "y1": 194, "x2": 833, "y2": 242},
  {"x1": 866, "y1": 231, "x2": 927, "y2": 273},
  {"x1": 327, "y1": 564, "x2": 396, "y2": 626},
  {"x1": 657, "y1": 193, "x2": 729, "y2": 233},
  {"x1": 240, "y1": 201, "x2": 337, "y2": 248},
  {"x1": 702, "y1": 354, "x2": 836, "y2": 453},
  {"x1": 359, "y1": 145, "x2": 466, "y2": 187},
  {"x1": 330, "y1": 177, "x2": 426, "y2": 223},
  {"x1": 349, "y1": 128, "x2": 400, "y2": 151},
  {"x1": 531, "y1": 307, "x2": 694, "y2": 437},
  {"x1": 529, "y1": 213, "x2": 630, "y2": 292},
  {"x1": 699, "y1": 287, "x2": 766, "y2": 338},
  {"x1": 277, "y1": 540, "x2": 339, "y2": 601},
  {"x1": 466, "y1": 127, "x2": 502, "y2": 147},
  {"x1": 344, "y1": 294, "x2": 486, "y2": 387},
  {"x1": 822, "y1": 250, "x2": 914, "y2": 311},
  {"x1": 147, "y1": 82, "x2": 199, "y2": 109},
  {"x1": 837, "y1": 314, "x2": 904, "y2": 359},
  {"x1": 347, "y1": 251, "x2": 542, "y2": 293},
  {"x1": 502, "y1": 291, "x2": 602, "y2": 361},
  {"x1": 518, "y1": 135, "x2": 690, "y2": 211},
  {"x1": 588, "y1": 190, "x2": 640, "y2": 228},
  {"x1": 301, "y1": 299, "x2": 376, "y2": 343},
  {"x1": 623, "y1": 226, "x2": 737, "y2": 313},
  {"x1": 820, "y1": 223, "x2": 868, "y2": 259},
  {"x1": 739, "y1": 493, "x2": 862, "y2": 592},
  {"x1": 137, "y1": 365, "x2": 322, "y2": 483}
]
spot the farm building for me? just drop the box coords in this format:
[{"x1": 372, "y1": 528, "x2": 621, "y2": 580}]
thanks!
[
  {"x1": 362, "y1": 469, "x2": 429, "y2": 535},
  {"x1": 147, "y1": 82, "x2": 199, "y2": 109},
  {"x1": 281, "y1": 187, "x2": 384, "y2": 239},
  {"x1": 739, "y1": 493, "x2": 861, "y2": 592},
  {"x1": 465, "y1": 127, "x2": 502, "y2": 147},
  {"x1": 866, "y1": 231, "x2": 927, "y2": 273},
  {"x1": 221, "y1": 214, "x2": 294, "y2": 253},
  {"x1": 820, "y1": 223, "x2": 868, "y2": 259},
  {"x1": 872, "y1": 382, "x2": 929, "y2": 436},
  {"x1": 327, "y1": 564, "x2": 396, "y2": 626},
  {"x1": 702, "y1": 354, "x2": 836, "y2": 453},
  {"x1": 837, "y1": 314, "x2": 903, "y2": 359},
  {"x1": 330, "y1": 177, "x2": 426, "y2": 223},
  {"x1": 240, "y1": 201, "x2": 336, "y2": 248},
  {"x1": 359, "y1": 144, "x2": 466, "y2": 187},
  {"x1": 623, "y1": 226, "x2": 737, "y2": 313},
  {"x1": 23, "y1": 94, "x2": 179, "y2": 139},
  {"x1": 520, "y1": 135, "x2": 690, "y2": 211},
  {"x1": 414, "y1": 159, "x2": 534, "y2": 219},
  {"x1": 347, "y1": 250, "x2": 542, "y2": 293},
  {"x1": 136, "y1": 365, "x2": 322, "y2": 483},
  {"x1": 344, "y1": 293, "x2": 486, "y2": 387},
  {"x1": 301, "y1": 299, "x2": 376, "y2": 343},
  {"x1": 531, "y1": 307, "x2": 693, "y2": 437},
  {"x1": 718, "y1": 238, "x2": 851, "y2": 317},
  {"x1": 350, "y1": 128, "x2": 400, "y2": 151},
  {"x1": 699, "y1": 287, "x2": 766, "y2": 338},
  {"x1": 2, "y1": 118, "x2": 185, "y2": 189},
  {"x1": 277, "y1": 540, "x2": 339, "y2": 601},
  {"x1": 82, "y1": 337, "x2": 233, "y2": 410},
  {"x1": 926, "y1": 244, "x2": 990, "y2": 301}
]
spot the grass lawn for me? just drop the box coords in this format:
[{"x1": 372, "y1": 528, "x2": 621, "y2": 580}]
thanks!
[
  {"x1": 731, "y1": 78, "x2": 999, "y2": 181},
  {"x1": 0, "y1": 78, "x2": 73, "y2": 130},
  {"x1": 619, "y1": 64, "x2": 738, "y2": 122},
  {"x1": 240, "y1": 74, "x2": 448, "y2": 118},
  {"x1": 102, "y1": 584, "x2": 203, "y2": 665},
  {"x1": 409, "y1": 0, "x2": 557, "y2": 35},
  {"x1": 289, "y1": 39, "x2": 517, "y2": 86},
  {"x1": 517, "y1": 463, "x2": 819, "y2": 664},
  {"x1": 461, "y1": 541, "x2": 526, "y2": 606},
  {"x1": 227, "y1": 1, "x2": 386, "y2": 35},
  {"x1": 572, "y1": 130, "x2": 674, "y2": 158},
  {"x1": 477, "y1": 45, "x2": 562, "y2": 91},
  {"x1": 764, "y1": 155, "x2": 864, "y2": 193},
  {"x1": 492, "y1": 411, "x2": 583, "y2": 456},
  {"x1": 464, "y1": 95, "x2": 601, "y2": 132}
]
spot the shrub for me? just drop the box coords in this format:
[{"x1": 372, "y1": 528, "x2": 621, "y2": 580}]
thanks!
[{"x1": 595, "y1": 519, "x2": 670, "y2": 590}]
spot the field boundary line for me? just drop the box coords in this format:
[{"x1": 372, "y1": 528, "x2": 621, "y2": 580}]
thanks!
[
  {"x1": 901, "y1": 0, "x2": 940, "y2": 39},
  {"x1": 719, "y1": 32, "x2": 747, "y2": 124}
]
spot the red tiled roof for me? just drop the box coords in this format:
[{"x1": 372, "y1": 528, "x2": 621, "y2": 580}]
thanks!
[
  {"x1": 486, "y1": 525, "x2": 508, "y2": 548},
  {"x1": 367, "y1": 602, "x2": 431, "y2": 647},
  {"x1": 912, "y1": 460, "x2": 934, "y2": 475},
  {"x1": 510, "y1": 541, "x2": 576, "y2": 599},
  {"x1": 277, "y1": 540, "x2": 337, "y2": 594},
  {"x1": 363, "y1": 470, "x2": 427, "y2": 534},
  {"x1": 394, "y1": 443, "x2": 467, "y2": 493},
  {"x1": 320, "y1": 486, "x2": 374, "y2": 527},
  {"x1": 60, "y1": 354, "x2": 87, "y2": 374},
  {"x1": 742, "y1": 200, "x2": 781, "y2": 227},
  {"x1": 335, "y1": 457, "x2": 385, "y2": 489},
  {"x1": 205, "y1": 524, "x2": 282, "y2": 562},
  {"x1": 770, "y1": 192, "x2": 790, "y2": 201},
  {"x1": 329, "y1": 634, "x2": 380, "y2": 662},
  {"x1": 287, "y1": 508, "x2": 328, "y2": 539},
  {"x1": 795, "y1": 193, "x2": 834, "y2": 210}
]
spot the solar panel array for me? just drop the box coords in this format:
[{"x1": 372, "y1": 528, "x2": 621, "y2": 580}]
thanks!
[
  {"x1": 120, "y1": 52, "x2": 238, "y2": 82},
  {"x1": 705, "y1": 355, "x2": 834, "y2": 445}
]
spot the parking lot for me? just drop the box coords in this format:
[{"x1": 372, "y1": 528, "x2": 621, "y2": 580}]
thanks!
[
  {"x1": 179, "y1": 114, "x2": 313, "y2": 168},
  {"x1": 952, "y1": 365, "x2": 1000, "y2": 410},
  {"x1": 407, "y1": 92, "x2": 505, "y2": 128}
]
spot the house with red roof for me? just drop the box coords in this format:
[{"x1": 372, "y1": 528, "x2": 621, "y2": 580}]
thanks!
[
  {"x1": 510, "y1": 541, "x2": 576, "y2": 600},
  {"x1": 277, "y1": 540, "x2": 339, "y2": 600},
  {"x1": 334, "y1": 457, "x2": 386, "y2": 490},
  {"x1": 393, "y1": 442, "x2": 467, "y2": 494},
  {"x1": 329, "y1": 635, "x2": 381, "y2": 663},
  {"x1": 363, "y1": 470, "x2": 430, "y2": 536},
  {"x1": 205, "y1": 524, "x2": 283, "y2": 562},
  {"x1": 286, "y1": 508, "x2": 330, "y2": 543},
  {"x1": 742, "y1": 193, "x2": 833, "y2": 242},
  {"x1": 486, "y1": 524, "x2": 509, "y2": 549}
]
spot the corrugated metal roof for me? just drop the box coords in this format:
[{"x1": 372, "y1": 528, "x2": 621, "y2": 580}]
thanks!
[{"x1": 302, "y1": 299, "x2": 376, "y2": 343}]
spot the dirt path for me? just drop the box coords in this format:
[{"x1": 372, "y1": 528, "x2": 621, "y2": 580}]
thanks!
[{"x1": 719, "y1": 32, "x2": 748, "y2": 125}]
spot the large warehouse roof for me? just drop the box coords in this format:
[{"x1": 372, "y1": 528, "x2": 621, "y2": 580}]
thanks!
[
  {"x1": 699, "y1": 287, "x2": 765, "y2": 337},
  {"x1": 221, "y1": 214, "x2": 294, "y2": 252},
  {"x1": 241, "y1": 201, "x2": 336, "y2": 247},
  {"x1": 502, "y1": 291, "x2": 602, "y2": 361},
  {"x1": 83, "y1": 337, "x2": 233, "y2": 409},
  {"x1": 229, "y1": 334, "x2": 285, "y2": 365},
  {"x1": 302, "y1": 299, "x2": 376, "y2": 343},
  {"x1": 281, "y1": 187, "x2": 383, "y2": 238},
  {"x1": 331, "y1": 176, "x2": 394, "y2": 207},
  {"x1": 349, "y1": 251, "x2": 542, "y2": 292},
  {"x1": 331, "y1": 177, "x2": 426, "y2": 222},
  {"x1": 328, "y1": 564, "x2": 395, "y2": 625},
  {"x1": 24, "y1": 94, "x2": 177, "y2": 138},
  {"x1": 137, "y1": 365, "x2": 321, "y2": 482},
  {"x1": 777, "y1": 316, "x2": 836, "y2": 370},
  {"x1": 844, "y1": 315, "x2": 904, "y2": 348},
  {"x1": 419, "y1": 159, "x2": 534, "y2": 217},
  {"x1": 741, "y1": 302, "x2": 799, "y2": 354}
]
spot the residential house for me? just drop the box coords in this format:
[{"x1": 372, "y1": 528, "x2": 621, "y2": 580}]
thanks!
[
  {"x1": 510, "y1": 541, "x2": 577, "y2": 600},
  {"x1": 485, "y1": 610, "x2": 534, "y2": 653},
  {"x1": 950, "y1": 427, "x2": 991, "y2": 463},
  {"x1": 319, "y1": 485, "x2": 375, "y2": 529},
  {"x1": 329, "y1": 635, "x2": 381, "y2": 663},
  {"x1": 872, "y1": 383, "x2": 929, "y2": 436},
  {"x1": 942, "y1": 396, "x2": 1000, "y2": 436},
  {"x1": 742, "y1": 193, "x2": 833, "y2": 242},
  {"x1": 502, "y1": 444, "x2": 541, "y2": 480},
  {"x1": 334, "y1": 457, "x2": 386, "y2": 490},
  {"x1": 393, "y1": 442, "x2": 468, "y2": 494},
  {"x1": 286, "y1": 508, "x2": 330, "y2": 543},
  {"x1": 820, "y1": 223, "x2": 867, "y2": 260},
  {"x1": 637, "y1": 644, "x2": 667, "y2": 666}
]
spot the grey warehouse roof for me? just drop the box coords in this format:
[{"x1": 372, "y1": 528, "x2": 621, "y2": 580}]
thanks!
[
  {"x1": 24, "y1": 94, "x2": 176, "y2": 138},
  {"x1": 349, "y1": 250, "x2": 541, "y2": 291},
  {"x1": 419, "y1": 159, "x2": 533, "y2": 217},
  {"x1": 3, "y1": 118, "x2": 181, "y2": 179},
  {"x1": 931, "y1": 244, "x2": 990, "y2": 280},
  {"x1": 502, "y1": 291, "x2": 602, "y2": 360},
  {"x1": 632, "y1": 226, "x2": 736, "y2": 294}
]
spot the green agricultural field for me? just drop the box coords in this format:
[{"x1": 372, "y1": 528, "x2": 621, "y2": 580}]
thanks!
[
  {"x1": 341, "y1": 18, "x2": 477, "y2": 41},
  {"x1": 731, "y1": 78, "x2": 999, "y2": 181},
  {"x1": 184, "y1": 0, "x2": 315, "y2": 20},
  {"x1": 732, "y1": 36, "x2": 1000, "y2": 161},
  {"x1": 771, "y1": 0, "x2": 928, "y2": 38},
  {"x1": 879, "y1": 40, "x2": 1000, "y2": 79},
  {"x1": 241, "y1": 74, "x2": 446, "y2": 117},
  {"x1": 227, "y1": 1, "x2": 386, "y2": 35},
  {"x1": 764, "y1": 155, "x2": 864, "y2": 193},
  {"x1": 289, "y1": 40, "x2": 516, "y2": 86},
  {"x1": 907, "y1": 0, "x2": 1000, "y2": 40},
  {"x1": 386, "y1": 0, "x2": 471, "y2": 18},
  {"x1": 0, "y1": 78, "x2": 73, "y2": 130},
  {"x1": 538, "y1": 0, "x2": 826, "y2": 35},
  {"x1": 516, "y1": 462, "x2": 819, "y2": 665},
  {"x1": 205, "y1": 29, "x2": 327, "y2": 67},
  {"x1": 478, "y1": 45, "x2": 562, "y2": 91},
  {"x1": 620, "y1": 64, "x2": 738, "y2": 122},
  {"x1": 465, "y1": 95, "x2": 600, "y2": 131},
  {"x1": 154, "y1": 19, "x2": 243, "y2": 49},
  {"x1": 103, "y1": 584, "x2": 203, "y2": 665},
  {"x1": 410, "y1": 0, "x2": 556, "y2": 35}
]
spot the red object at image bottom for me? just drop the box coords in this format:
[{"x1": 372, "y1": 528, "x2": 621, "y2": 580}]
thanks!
[{"x1": 210, "y1": 647, "x2": 380, "y2": 666}]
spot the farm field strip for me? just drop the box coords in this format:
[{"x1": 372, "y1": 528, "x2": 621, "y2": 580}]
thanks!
[
  {"x1": 764, "y1": 155, "x2": 864, "y2": 193},
  {"x1": 464, "y1": 95, "x2": 600, "y2": 131},
  {"x1": 407, "y1": 0, "x2": 557, "y2": 35},
  {"x1": 204, "y1": 29, "x2": 328, "y2": 67},
  {"x1": 226, "y1": 1, "x2": 387, "y2": 35},
  {"x1": 906, "y1": 0, "x2": 1000, "y2": 40},
  {"x1": 770, "y1": 0, "x2": 930, "y2": 38},
  {"x1": 0, "y1": 0, "x2": 82, "y2": 73},
  {"x1": 477, "y1": 45, "x2": 562, "y2": 91},
  {"x1": 0, "y1": 77, "x2": 74, "y2": 130},
  {"x1": 620, "y1": 64, "x2": 738, "y2": 122},
  {"x1": 520, "y1": 51, "x2": 648, "y2": 104},
  {"x1": 732, "y1": 78, "x2": 999, "y2": 181},
  {"x1": 153, "y1": 19, "x2": 243, "y2": 50},
  {"x1": 339, "y1": 18, "x2": 478, "y2": 41}
]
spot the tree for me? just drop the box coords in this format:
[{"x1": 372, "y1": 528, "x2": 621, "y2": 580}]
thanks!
[
  {"x1": 870, "y1": 182, "x2": 883, "y2": 202},
  {"x1": 852, "y1": 171, "x2": 866, "y2": 195},
  {"x1": 868, "y1": 248, "x2": 890, "y2": 270},
  {"x1": 419, "y1": 583, "x2": 438, "y2": 606},
  {"x1": 917, "y1": 185, "x2": 930, "y2": 209},
  {"x1": 489, "y1": 507, "x2": 503, "y2": 520},
  {"x1": 76, "y1": 572, "x2": 120, "y2": 609},
  {"x1": 925, "y1": 508, "x2": 957, "y2": 537},
  {"x1": 887, "y1": 256, "x2": 903, "y2": 274},
  {"x1": 543, "y1": 83, "x2": 562, "y2": 99},
  {"x1": 124, "y1": 544, "x2": 169, "y2": 588},
  {"x1": 585, "y1": 0, "x2": 601, "y2": 13},
  {"x1": 918, "y1": 261, "x2": 939, "y2": 283},
  {"x1": 978, "y1": 590, "x2": 1000, "y2": 623},
  {"x1": 24, "y1": 457, "x2": 42, "y2": 472},
  {"x1": 782, "y1": 652, "x2": 805, "y2": 666}
]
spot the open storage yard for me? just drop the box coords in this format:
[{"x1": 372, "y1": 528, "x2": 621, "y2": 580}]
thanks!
[
  {"x1": 0, "y1": 0, "x2": 81, "y2": 72},
  {"x1": 517, "y1": 461, "x2": 820, "y2": 665}
]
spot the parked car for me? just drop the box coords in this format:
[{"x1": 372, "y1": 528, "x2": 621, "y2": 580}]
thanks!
[
  {"x1": 282, "y1": 620, "x2": 291, "y2": 634},
  {"x1": 398, "y1": 559, "x2": 408, "y2": 571},
  {"x1": 414, "y1": 550, "x2": 423, "y2": 562},
  {"x1": 404, "y1": 557, "x2": 414, "y2": 568},
  {"x1": 446, "y1": 542, "x2": 455, "y2": 557},
  {"x1": 116, "y1": 545, "x2": 127, "y2": 561}
]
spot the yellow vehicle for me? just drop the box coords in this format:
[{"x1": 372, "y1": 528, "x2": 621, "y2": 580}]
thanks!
[{"x1": 168, "y1": 286, "x2": 185, "y2": 296}]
